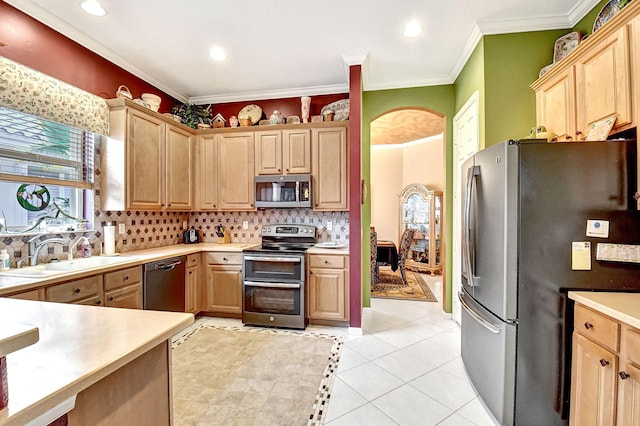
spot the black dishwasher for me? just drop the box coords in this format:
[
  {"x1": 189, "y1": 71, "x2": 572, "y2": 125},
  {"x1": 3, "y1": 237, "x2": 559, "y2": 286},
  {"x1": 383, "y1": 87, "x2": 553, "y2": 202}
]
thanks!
[{"x1": 142, "y1": 256, "x2": 186, "y2": 312}]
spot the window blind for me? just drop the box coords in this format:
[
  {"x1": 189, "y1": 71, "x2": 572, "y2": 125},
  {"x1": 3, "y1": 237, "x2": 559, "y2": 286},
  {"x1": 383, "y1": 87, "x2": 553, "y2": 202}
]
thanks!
[{"x1": 0, "y1": 106, "x2": 95, "y2": 189}]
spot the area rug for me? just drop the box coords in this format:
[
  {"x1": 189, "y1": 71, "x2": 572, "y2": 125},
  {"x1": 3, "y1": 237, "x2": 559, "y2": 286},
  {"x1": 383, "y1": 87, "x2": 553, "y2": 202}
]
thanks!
[
  {"x1": 371, "y1": 270, "x2": 437, "y2": 302},
  {"x1": 172, "y1": 324, "x2": 343, "y2": 425}
]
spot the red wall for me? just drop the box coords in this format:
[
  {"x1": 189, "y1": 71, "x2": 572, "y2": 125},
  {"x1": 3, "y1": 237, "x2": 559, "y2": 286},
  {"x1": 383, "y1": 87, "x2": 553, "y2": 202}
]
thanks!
[{"x1": 0, "y1": 1, "x2": 179, "y2": 111}]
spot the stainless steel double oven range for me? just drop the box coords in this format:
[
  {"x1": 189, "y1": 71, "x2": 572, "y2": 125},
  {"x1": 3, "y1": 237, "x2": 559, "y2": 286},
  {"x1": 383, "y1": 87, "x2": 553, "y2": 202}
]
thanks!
[{"x1": 242, "y1": 224, "x2": 317, "y2": 329}]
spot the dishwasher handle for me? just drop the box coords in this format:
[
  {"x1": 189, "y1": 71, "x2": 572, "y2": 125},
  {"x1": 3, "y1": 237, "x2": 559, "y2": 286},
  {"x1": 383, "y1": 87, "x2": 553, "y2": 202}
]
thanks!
[{"x1": 157, "y1": 260, "x2": 182, "y2": 270}]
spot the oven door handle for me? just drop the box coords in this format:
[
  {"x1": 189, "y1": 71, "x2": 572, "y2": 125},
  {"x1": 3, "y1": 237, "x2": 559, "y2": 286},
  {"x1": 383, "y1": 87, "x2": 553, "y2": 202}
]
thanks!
[
  {"x1": 243, "y1": 281, "x2": 301, "y2": 289},
  {"x1": 243, "y1": 256, "x2": 302, "y2": 263}
]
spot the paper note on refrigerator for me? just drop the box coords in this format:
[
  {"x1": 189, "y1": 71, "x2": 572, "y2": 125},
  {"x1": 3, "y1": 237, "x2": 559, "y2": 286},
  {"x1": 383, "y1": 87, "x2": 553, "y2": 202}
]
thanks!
[{"x1": 572, "y1": 242, "x2": 591, "y2": 270}]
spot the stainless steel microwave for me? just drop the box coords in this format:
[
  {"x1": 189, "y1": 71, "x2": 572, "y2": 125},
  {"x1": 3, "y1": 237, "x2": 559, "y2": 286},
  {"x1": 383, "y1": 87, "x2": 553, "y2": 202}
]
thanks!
[{"x1": 255, "y1": 174, "x2": 311, "y2": 208}]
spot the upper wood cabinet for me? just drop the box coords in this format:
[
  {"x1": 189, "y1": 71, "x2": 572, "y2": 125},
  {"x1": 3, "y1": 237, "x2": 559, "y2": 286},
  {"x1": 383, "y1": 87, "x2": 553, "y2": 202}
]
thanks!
[
  {"x1": 532, "y1": 2, "x2": 639, "y2": 142},
  {"x1": 103, "y1": 99, "x2": 195, "y2": 211},
  {"x1": 574, "y1": 25, "x2": 632, "y2": 136},
  {"x1": 255, "y1": 129, "x2": 311, "y2": 175},
  {"x1": 535, "y1": 67, "x2": 576, "y2": 141},
  {"x1": 196, "y1": 134, "x2": 218, "y2": 210},
  {"x1": 218, "y1": 132, "x2": 255, "y2": 211},
  {"x1": 312, "y1": 126, "x2": 348, "y2": 211}
]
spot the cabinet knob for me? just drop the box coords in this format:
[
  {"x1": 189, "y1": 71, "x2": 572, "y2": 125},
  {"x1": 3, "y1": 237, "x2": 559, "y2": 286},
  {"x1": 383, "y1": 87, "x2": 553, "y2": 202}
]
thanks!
[
  {"x1": 634, "y1": 192, "x2": 640, "y2": 201},
  {"x1": 223, "y1": 257, "x2": 227, "y2": 262},
  {"x1": 584, "y1": 322, "x2": 593, "y2": 330},
  {"x1": 124, "y1": 275, "x2": 129, "y2": 281},
  {"x1": 324, "y1": 260, "x2": 329, "y2": 264},
  {"x1": 600, "y1": 358, "x2": 609, "y2": 367},
  {"x1": 286, "y1": 168, "x2": 289, "y2": 172},
  {"x1": 620, "y1": 371, "x2": 630, "y2": 380},
  {"x1": 74, "y1": 288, "x2": 81, "y2": 294},
  {"x1": 109, "y1": 296, "x2": 114, "y2": 301},
  {"x1": 96, "y1": 300, "x2": 102, "y2": 305}
]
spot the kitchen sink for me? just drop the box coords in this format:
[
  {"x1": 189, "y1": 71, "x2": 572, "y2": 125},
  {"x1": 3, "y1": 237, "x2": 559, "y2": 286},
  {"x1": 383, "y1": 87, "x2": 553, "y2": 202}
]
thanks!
[{"x1": 0, "y1": 256, "x2": 139, "y2": 279}]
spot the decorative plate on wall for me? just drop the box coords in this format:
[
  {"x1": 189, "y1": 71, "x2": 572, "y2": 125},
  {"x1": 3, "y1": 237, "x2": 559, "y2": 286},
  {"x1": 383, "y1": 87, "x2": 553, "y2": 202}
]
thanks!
[
  {"x1": 553, "y1": 32, "x2": 581, "y2": 63},
  {"x1": 593, "y1": 0, "x2": 624, "y2": 33},
  {"x1": 238, "y1": 104, "x2": 263, "y2": 125}
]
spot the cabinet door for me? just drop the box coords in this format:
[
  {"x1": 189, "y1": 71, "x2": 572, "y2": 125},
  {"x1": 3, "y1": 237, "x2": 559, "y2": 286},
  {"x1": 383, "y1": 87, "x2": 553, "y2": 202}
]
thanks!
[
  {"x1": 535, "y1": 67, "x2": 576, "y2": 140},
  {"x1": 631, "y1": 15, "x2": 640, "y2": 210},
  {"x1": 165, "y1": 124, "x2": 193, "y2": 210},
  {"x1": 218, "y1": 132, "x2": 255, "y2": 211},
  {"x1": 575, "y1": 26, "x2": 632, "y2": 136},
  {"x1": 570, "y1": 332, "x2": 618, "y2": 426},
  {"x1": 312, "y1": 127, "x2": 348, "y2": 210},
  {"x1": 186, "y1": 254, "x2": 201, "y2": 314},
  {"x1": 283, "y1": 129, "x2": 311, "y2": 174},
  {"x1": 255, "y1": 130, "x2": 282, "y2": 175},
  {"x1": 205, "y1": 264, "x2": 242, "y2": 314},
  {"x1": 127, "y1": 109, "x2": 165, "y2": 210},
  {"x1": 197, "y1": 134, "x2": 218, "y2": 210},
  {"x1": 46, "y1": 275, "x2": 103, "y2": 304},
  {"x1": 618, "y1": 362, "x2": 640, "y2": 426},
  {"x1": 308, "y1": 267, "x2": 347, "y2": 321},
  {"x1": 105, "y1": 283, "x2": 142, "y2": 309}
]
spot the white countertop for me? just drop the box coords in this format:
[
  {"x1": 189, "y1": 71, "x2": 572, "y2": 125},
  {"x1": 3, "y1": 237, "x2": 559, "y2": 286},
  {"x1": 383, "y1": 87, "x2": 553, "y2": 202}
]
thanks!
[
  {"x1": 0, "y1": 298, "x2": 193, "y2": 426},
  {"x1": 569, "y1": 291, "x2": 640, "y2": 329},
  {"x1": 0, "y1": 243, "x2": 260, "y2": 296}
]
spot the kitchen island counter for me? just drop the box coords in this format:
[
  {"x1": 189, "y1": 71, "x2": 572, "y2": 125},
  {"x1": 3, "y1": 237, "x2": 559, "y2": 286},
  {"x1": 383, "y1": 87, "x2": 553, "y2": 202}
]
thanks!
[
  {"x1": 569, "y1": 291, "x2": 640, "y2": 330},
  {"x1": 0, "y1": 298, "x2": 193, "y2": 426}
]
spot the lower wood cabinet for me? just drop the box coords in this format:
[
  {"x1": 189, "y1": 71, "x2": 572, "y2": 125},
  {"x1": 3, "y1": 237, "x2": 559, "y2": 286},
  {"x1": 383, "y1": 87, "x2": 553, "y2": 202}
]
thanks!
[
  {"x1": 6, "y1": 288, "x2": 43, "y2": 300},
  {"x1": 186, "y1": 253, "x2": 201, "y2": 314},
  {"x1": 204, "y1": 252, "x2": 242, "y2": 315},
  {"x1": 42, "y1": 266, "x2": 143, "y2": 309},
  {"x1": 307, "y1": 253, "x2": 349, "y2": 322},
  {"x1": 570, "y1": 303, "x2": 640, "y2": 425}
]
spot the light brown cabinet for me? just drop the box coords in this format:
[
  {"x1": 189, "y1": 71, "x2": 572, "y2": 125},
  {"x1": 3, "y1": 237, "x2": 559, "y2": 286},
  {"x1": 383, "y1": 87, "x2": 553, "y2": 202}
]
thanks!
[
  {"x1": 103, "y1": 99, "x2": 194, "y2": 211},
  {"x1": 535, "y1": 67, "x2": 576, "y2": 141},
  {"x1": 196, "y1": 134, "x2": 219, "y2": 210},
  {"x1": 217, "y1": 132, "x2": 255, "y2": 211},
  {"x1": 574, "y1": 25, "x2": 632, "y2": 137},
  {"x1": 307, "y1": 254, "x2": 349, "y2": 322},
  {"x1": 255, "y1": 129, "x2": 311, "y2": 175},
  {"x1": 312, "y1": 126, "x2": 348, "y2": 211},
  {"x1": 104, "y1": 266, "x2": 142, "y2": 309},
  {"x1": 46, "y1": 275, "x2": 104, "y2": 306},
  {"x1": 204, "y1": 252, "x2": 243, "y2": 315},
  {"x1": 570, "y1": 302, "x2": 640, "y2": 425},
  {"x1": 186, "y1": 253, "x2": 201, "y2": 314}
]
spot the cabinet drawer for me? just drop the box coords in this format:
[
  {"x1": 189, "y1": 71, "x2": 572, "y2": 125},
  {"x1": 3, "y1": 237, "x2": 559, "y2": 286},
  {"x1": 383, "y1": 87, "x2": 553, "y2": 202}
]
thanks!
[
  {"x1": 575, "y1": 304, "x2": 620, "y2": 352},
  {"x1": 187, "y1": 253, "x2": 200, "y2": 267},
  {"x1": 104, "y1": 266, "x2": 142, "y2": 291},
  {"x1": 309, "y1": 255, "x2": 345, "y2": 269},
  {"x1": 625, "y1": 328, "x2": 640, "y2": 366},
  {"x1": 206, "y1": 252, "x2": 241, "y2": 265},
  {"x1": 46, "y1": 275, "x2": 102, "y2": 303}
]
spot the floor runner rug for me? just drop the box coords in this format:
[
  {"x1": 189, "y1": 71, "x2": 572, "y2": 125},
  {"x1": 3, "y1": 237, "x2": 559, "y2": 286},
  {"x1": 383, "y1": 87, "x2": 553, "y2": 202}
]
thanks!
[
  {"x1": 371, "y1": 270, "x2": 437, "y2": 302},
  {"x1": 172, "y1": 324, "x2": 343, "y2": 425}
]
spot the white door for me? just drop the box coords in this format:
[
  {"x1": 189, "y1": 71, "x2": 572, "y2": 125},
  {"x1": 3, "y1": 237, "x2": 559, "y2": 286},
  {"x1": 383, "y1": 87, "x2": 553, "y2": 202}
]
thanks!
[{"x1": 452, "y1": 91, "x2": 480, "y2": 325}]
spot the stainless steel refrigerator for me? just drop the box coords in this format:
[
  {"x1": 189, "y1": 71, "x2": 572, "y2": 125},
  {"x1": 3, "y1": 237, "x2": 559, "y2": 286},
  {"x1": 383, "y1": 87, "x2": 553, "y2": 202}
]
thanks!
[{"x1": 460, "y1": 139, "x2": 640, "y2": 426}]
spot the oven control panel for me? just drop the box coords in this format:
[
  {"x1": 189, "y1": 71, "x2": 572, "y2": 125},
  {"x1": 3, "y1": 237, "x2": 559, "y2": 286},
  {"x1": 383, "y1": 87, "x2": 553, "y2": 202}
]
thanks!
[{"x1": 261, "y1": 224, "x2": 316, "y2": 237}]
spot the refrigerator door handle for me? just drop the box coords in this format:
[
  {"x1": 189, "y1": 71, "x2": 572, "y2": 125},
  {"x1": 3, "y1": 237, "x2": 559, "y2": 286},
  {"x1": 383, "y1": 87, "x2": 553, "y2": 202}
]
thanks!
[
  {"x1": 458, "y1": 291, "x2": 500, "y2": 334},
  {"x1": 462, "y1": 165, "x2": 480, "y2": 286}
]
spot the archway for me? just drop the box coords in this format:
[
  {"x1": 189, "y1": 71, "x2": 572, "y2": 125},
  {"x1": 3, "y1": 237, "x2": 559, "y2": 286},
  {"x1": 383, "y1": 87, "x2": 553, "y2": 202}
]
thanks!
[{"x1": 369, "y1": 107, "x2": 447, "y2": 308}]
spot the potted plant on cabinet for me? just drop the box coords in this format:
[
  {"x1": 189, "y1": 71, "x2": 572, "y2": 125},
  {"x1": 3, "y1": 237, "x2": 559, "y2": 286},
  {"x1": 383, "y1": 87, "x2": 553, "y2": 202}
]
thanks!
[{"x1": 171, "y1": 103, "x2": 213, "y2": 129}]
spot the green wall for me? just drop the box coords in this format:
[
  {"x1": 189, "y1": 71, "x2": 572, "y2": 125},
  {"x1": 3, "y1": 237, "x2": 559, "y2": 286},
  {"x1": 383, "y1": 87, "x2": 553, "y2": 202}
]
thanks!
[
  {"x1": 454, "y1": 39, "x2": 486, "y2": 148},
  {"x1": 573, "y1": 0, "x2": 610, "y2": 35},
  {"x1": 362, "y1": 86, "x2": 455, "y2": 309},
  {"x1": 483, "y1": 30, "x2": 568, "y2": 146}
]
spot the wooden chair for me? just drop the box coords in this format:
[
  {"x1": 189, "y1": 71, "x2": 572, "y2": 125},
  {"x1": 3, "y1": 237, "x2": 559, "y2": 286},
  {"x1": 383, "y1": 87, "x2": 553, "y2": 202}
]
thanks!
[{"x1": 397, "y1": 228, "x2": 416, "y2": 286}]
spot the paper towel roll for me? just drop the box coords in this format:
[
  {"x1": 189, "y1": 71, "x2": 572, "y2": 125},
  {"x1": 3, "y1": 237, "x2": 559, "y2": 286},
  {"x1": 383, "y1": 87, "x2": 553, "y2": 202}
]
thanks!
[{"x1": 103, "y1": 223, "x2": 116, "y2": 255}]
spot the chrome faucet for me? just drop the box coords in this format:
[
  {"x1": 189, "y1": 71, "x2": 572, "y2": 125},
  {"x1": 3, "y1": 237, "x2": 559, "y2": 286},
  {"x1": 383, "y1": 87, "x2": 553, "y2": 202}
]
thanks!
[
  {"x1": 68, "y1": 236, "x2": 91, "y2": 261},
  {"x1": 28, "y1": 235, "x2": 68, "y2": 266}
]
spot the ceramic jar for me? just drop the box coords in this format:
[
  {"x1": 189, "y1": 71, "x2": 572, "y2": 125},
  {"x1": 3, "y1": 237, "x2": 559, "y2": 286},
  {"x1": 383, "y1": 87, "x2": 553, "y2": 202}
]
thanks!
[
  {"x1": 269, "y1": 110, "x2": 285, "y2": 125},
  {"x1": 229, "y1": 115, "x2": 238, "y2": 127}
]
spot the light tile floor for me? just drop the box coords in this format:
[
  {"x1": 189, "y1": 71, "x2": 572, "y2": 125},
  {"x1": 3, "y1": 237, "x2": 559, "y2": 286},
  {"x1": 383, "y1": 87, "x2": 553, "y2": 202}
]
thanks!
[{"x1": 323, "y1": 275, "x2": 499, "y2": 426}]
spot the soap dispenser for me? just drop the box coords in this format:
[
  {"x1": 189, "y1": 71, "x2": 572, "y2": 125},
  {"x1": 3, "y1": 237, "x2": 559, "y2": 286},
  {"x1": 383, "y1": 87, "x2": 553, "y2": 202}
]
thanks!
[{"x1": 0, "y1": 249, "x2": 9, "y2": 271}]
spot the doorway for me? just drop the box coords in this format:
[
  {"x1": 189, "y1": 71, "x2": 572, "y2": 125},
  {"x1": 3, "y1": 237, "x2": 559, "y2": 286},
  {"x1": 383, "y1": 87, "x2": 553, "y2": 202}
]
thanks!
[{"x1": 369, "y1": 107, "x2": 447, "y2": 308}]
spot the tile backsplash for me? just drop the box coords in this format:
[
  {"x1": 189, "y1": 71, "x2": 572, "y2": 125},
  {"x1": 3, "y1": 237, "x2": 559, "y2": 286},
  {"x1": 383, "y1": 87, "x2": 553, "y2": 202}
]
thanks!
[{"x1": 0, "y1": 209, "x2": 349, "y2": 267}]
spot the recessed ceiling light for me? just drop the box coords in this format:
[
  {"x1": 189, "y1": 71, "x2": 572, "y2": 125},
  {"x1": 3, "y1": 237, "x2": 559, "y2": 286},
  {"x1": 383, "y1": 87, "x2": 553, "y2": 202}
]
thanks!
[
  {"x1": 209, "y1": 47, "x2": 226, "y2": 61},
  {"x1": 403, "y1": 21, "x2": 423, "y2": 38},
  {"x1": 81, "y1": 0, "x2": 106, "y2": 16}
]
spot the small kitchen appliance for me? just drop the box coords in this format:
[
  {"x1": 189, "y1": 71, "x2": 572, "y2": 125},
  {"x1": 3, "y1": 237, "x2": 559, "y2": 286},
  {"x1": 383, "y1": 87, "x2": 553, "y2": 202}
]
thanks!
[
  {"x1": 182, "y1": 227, "x2": 200, "y2": 244},
  {"x1": 242, "y1": 224, "x2": 317, "y2": 329}
]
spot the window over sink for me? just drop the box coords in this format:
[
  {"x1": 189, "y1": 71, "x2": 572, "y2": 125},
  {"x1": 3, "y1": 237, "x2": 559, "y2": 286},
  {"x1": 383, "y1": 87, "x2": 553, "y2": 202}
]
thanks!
[{"x1": 0, "y1": 106, "x2": 96, "y2": 234}]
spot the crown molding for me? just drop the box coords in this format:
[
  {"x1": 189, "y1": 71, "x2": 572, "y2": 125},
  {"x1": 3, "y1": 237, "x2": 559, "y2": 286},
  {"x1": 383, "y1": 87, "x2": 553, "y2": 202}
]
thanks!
[
  {"x1": 363, "y1": 74, "x2": 453, "y2": 92},
  {"x1": 188, "y1": 84, "x2": 349, "y2": 105},
  {"x1": 4, "y1": 0, "x2": 189, "y2": 103},
  {"x1": 568, "y1": 0, "x2": 602, "y2": 26}
]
